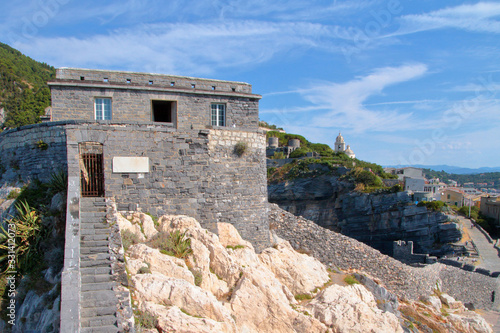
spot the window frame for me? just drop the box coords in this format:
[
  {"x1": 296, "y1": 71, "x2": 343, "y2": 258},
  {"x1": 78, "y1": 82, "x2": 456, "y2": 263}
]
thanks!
[
  {"x1": 94, "y1": 98, "x2": 112, "y2": 120},
  {"x1": 211, "y1": 103, "x2": 226, "y2": 127}
]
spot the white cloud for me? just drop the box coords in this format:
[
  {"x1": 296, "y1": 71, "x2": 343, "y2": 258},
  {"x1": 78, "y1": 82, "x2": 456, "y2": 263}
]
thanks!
[
  {"x1": 11, "y1": 20, "x2": 356, "y2": 75},
  {"x1": 394, "y1": 2, "x2": 500, "y2": 36},
  {"x1": 295, "y1": 64, "x2": 429, "y2": 133}
]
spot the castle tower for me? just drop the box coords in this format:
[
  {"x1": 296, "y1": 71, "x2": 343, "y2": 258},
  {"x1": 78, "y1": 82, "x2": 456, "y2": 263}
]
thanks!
[{"x1": 335, "y1": 132, "x2": 345, "y2": 152}]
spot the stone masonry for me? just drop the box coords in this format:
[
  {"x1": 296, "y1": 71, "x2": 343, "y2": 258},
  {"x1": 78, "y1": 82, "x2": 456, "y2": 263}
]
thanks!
[{"x1": 49, "y1": 68, "x2": 260, "y2": 131}]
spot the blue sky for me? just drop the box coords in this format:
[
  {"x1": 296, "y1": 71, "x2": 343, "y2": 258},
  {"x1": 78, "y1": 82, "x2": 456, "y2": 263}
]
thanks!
[{"x1": 1, "y1": 1, "x2": 500, "y2": 168}]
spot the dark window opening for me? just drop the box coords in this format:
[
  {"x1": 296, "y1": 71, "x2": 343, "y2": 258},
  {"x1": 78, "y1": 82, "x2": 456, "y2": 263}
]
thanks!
[{"x1": 152, "y1": 100, "x2": 176, "y2": 123}]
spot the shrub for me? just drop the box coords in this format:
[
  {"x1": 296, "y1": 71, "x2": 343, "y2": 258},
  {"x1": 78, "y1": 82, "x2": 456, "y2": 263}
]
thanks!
[
  {"x1": 48, "y1": 171, "x2": 68, "y2": 194},
  {"x1": 294, "y1": 293, "x2": 312, "y2": 301},
  {"x1": 234, "y1": 142, "x2": 248, "y2": 157},
  {"x1": 135, "y1": 310, "x2": 157, "y2": 329},
  {"x1": 36, "y1": 140, "x2": 49, "y2": 150},
  {"x1": 121, "y1": 230, "x2": 140, "y2": 251},
  {"x1": 6, "y1": 189, "x2": 20, "y2": 199},
  {"x1": 344, "y1": 275, "x2": 360, "y2": 285},
  {"x1": 147, "y1": 230, "x2": 193, "y2": 258},
  {"x1": 271, "y1": 151, "x2": 286, "y2": 159},
  {"x1": 0, "y1": 200, "x2": 42, "y2": 274}
]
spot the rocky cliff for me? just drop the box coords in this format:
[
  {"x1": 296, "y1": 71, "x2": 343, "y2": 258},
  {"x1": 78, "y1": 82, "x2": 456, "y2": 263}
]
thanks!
[
  {"x1": 115, "y1": 209, "x2": 491, "y2": 333},
  {"x1": 268, "y1": 175, "x2": 461, "y2": 255}
]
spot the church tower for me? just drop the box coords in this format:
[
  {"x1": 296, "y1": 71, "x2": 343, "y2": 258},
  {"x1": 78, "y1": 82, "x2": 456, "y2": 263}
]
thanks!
[{"x1": 335, "y1": 132, "x2": 346, "y2": 152}]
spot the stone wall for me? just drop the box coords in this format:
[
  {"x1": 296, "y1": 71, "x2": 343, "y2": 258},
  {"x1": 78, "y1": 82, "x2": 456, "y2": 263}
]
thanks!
[
  {"x1": 0, "y1": 122, "x2": 68, "y2": 184},
  {"x1": 49, "y1": 69, "x2": 260, "y2": 131},
  {"x1": 63, "y1": 122, "x2": 269, "y2": 251}
]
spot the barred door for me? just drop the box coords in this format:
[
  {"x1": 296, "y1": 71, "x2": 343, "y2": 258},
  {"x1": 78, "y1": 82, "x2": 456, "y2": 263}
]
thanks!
[{"x1": 81, "y1": 153, "x2": 105, "y2": 197}]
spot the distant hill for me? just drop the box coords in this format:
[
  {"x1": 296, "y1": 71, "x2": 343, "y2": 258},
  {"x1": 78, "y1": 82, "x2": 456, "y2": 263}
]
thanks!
[
  {"x1": 386, "y1": 164, "x2": 500, "y2": 175},
  {"x1": 0, "y1": 42, "x2": 55, "y2": 129}
]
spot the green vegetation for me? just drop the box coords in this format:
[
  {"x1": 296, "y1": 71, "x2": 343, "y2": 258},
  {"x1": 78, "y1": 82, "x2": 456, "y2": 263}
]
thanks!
[
  {"x1": 458, "y1": 205, "x2": 497, "y2": 236},
  {"x1": 121, "y1": 230, "x2": 140, "y2": 251},
  {"x1": 343, "y1": 274, "x2": 360, "y2": 285},
  {"x1": 423, "y1": 168, "x2": 500, "y2": 187},
  {"x1": 259, "y1": 121, "x2": 283, "y2": 131},
  {"x1": 226, "y1": 245, "x2": 245, "y2": 250},
  {"x1": 234, "y1": 141, "x2": 248, "y2": 157},
  {"x1": 0, "y1": 42, "x2": 55, "y2": 129},
  {"x1": 294, "y1": 293, "x2": 313, "y2": 301},
  {"x1": 270, "y1": 151, "x2": 286, "y2": 159},
  {"x1": 267, "y1": 155, "x2": 399, "y2": 193},
  {"x1": 134, "y1": 309, "x2": 158, "y2": 329},
  {"x1": 147, "y1": 230, "x2": 193, "y2": 258},
  {"x1": 417, "y1": 200, "x2": 447, "y2": 212}
]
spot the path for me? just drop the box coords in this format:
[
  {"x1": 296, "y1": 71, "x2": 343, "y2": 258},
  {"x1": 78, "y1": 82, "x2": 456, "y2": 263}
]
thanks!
[
  {"x1": 80, "y1": 197, "x2": 119, "y2": 333},
  {"x1": 453, "y1": 214, "x2": 500, "y2": 331}
]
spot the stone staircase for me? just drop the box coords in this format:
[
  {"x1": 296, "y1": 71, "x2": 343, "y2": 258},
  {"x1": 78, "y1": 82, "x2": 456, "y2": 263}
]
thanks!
[{"x1": 80, "y1": 197, "x2": 120, "y2": 333}]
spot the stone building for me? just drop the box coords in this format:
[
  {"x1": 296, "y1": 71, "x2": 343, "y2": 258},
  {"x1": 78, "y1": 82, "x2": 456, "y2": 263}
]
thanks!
[
  {"x1": 334, "y1": 132, "x2": 355, "y2": 158},
  {"x1": 1, "y1": 68, "x2": 270, "y2": 250},
  {"x1": 480, "y1": 196, "x2": 500, "y2": 227}
]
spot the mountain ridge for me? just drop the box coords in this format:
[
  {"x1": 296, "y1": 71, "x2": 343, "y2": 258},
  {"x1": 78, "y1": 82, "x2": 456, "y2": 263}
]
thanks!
[{"x1": 385, "y1": 164, "x2": 500, "y2": 175}]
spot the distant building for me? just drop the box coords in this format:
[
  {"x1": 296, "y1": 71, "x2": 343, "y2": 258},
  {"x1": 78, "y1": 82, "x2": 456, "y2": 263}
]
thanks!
[
  {"x1": 334, "y1": 132, "x2": 355, "y2": 158},
  {"x1": 442, "y1": 188, "x2": 465, "y2": 207},
  {"x1": 384, "y1": 167, "x2": 425, "y2": 193},
  {"x1": 480, "y1": 196, "x2": 500, "y2": 227},
  {"x1": 266, "y1": 137, "x2": 301, "y2": 158}
]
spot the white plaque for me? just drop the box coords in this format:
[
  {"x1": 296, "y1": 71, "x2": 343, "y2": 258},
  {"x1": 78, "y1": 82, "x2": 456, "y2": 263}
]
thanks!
[{"x1": 113, "y1": 157, "x2": 149, "y2": 173}]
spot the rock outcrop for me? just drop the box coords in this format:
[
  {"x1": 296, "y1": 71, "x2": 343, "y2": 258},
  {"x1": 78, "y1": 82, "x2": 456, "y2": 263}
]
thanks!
[
  {"x1": 119, "y1": 211, "x2": 491, "y2": 333},
  {"x1": 269, "y1": 174, "x2": 461, "y2": 255}
]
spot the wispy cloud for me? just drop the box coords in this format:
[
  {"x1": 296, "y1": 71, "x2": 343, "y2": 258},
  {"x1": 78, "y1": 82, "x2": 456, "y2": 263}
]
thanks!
[
  {"x1": 393, "y1": 2, "x2": 500, "y2": 36},
  {"x1": 10, "y1": 20, "x2": 364, "y2": 75},
  {"x1": 296, "y1": 64, "x2": 429, "y2": 133}
]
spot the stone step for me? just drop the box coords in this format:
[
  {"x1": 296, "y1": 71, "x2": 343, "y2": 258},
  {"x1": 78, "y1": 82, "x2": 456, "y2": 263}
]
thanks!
[
  {"x1": 81, "y1": 325, "x2": 119, "y2": 333},
  {"x1": 81, "y1": 247, "x2": 110, "y2": 255},
  {"x1": 81, "y1": 240, "x2": 110, "y2": 247},
  {"x1": 81, "y1": 315, "x2": 118, "y2": 329},
  {"x1": 81, "y1": 305, "x2": 117, "y2": 318},
  {"x1": 81, "y1": 289, "x2": 117, "y2": 301},
  {"x1": 80, "y1": 223, "x2": 109, "y2": 230},
  {"x1": 80, "y1": 260, "x2": 112, "y2": 268},
  {"x1": 81, "y1": 267, "x2": 112, "y2": 276},
  {"x1": 82, "y1": 273, "x2": 113, "y2": 284},
  {"x1": 81, "y1": 281, "x2": 116, "y2": 292},
  {"x1": 80, "y1": 234, "x2": 109, "y2": 241},
  {"x1": 81, "y1": 253, "x2": 111, "y2": 263}
]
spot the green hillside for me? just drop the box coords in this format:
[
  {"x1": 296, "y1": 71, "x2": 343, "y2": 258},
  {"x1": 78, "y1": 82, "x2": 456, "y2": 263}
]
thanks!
[{"x1": 0, "y1": 42, "x2": 55, "y2": 129}]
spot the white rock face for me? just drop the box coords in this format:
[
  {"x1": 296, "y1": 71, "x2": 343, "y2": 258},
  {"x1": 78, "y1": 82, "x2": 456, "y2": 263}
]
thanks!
[
  {"x1": 258, "y1": 240, "x2": 330, "y2": 295},
  {"x1": 306, "y1": 284, "x2": 404, "y2": 333},
  {"x1": 115, "y1": 213, "x2": 146, "y2": 242},
  {"x1": 120, "y1": 213, "x2": 490, "y2": 333},
  {"x1": 132, "y1": 273, "x2": 235, "y2": 325},
  {"x1": 127, "y1": 244, "x2": 194, "y2": 285}
]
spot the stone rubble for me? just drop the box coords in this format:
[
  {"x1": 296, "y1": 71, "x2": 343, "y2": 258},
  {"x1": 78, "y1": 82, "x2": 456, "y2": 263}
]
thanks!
[{"x1": 269, "y1": 203, "x2": 498, "y2": 311}]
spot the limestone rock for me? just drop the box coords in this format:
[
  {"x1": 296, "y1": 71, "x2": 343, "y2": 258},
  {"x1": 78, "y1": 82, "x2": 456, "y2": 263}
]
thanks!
[
  {"x1": 306, "y1": 284, "x2": 404, "y2": 333},
  {"x1": 130, "y1": 212, "x2": 158, "y2": 239},
  {"x1": 440, "y1": 293, "x2": 466, "y2": 311},
  {"x1": 140, "y1": 302, "x2": 235, "y2": 333},
  {"x1": 158, "y1": 215, "x2": 201, "y2": 233},
  {"x1": 127, "y1": 244, "x2": 194, "y2": 285},
  {"x1": 190, "y1": 238, "x2": 229, "y2": 297},
  {"x1": 229, "y1": 266, "x2": 327, "y2": 333},
  {"x1": 447, "y1": 312, "x2": 493, "y2": 333},
  {"x1": 419, "y1": 294, "x2": 442, "y2": 312},
  {"x1": 116, "y1": 213, "x2": 145, "y2": 242},
  {"x1": 132, "y1": 273, "x2": 234, "y2": 324},
  {"x1": 258, "y1": 240, "x2": 330, "y2": 295},
  {"x1": 217, "y1": 222, "x2": 254, "y2": 250}
]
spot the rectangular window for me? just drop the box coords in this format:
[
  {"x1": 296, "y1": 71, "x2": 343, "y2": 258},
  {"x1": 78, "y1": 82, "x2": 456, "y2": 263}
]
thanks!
[
  {"x1": 152, "y1": 100, "x2": 176, "y2": 123},
  {"x1": 95, "y1": 98, "x2": 112, "y2": 120},
  {"x1": 211, "y1": 104, "x2": 225, "y2": 126}
]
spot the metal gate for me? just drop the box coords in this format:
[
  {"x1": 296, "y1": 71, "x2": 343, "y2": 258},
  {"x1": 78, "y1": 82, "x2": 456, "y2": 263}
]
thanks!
[{"x1": 81, "y1": 153, "x2": 105, "y2": 197}]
